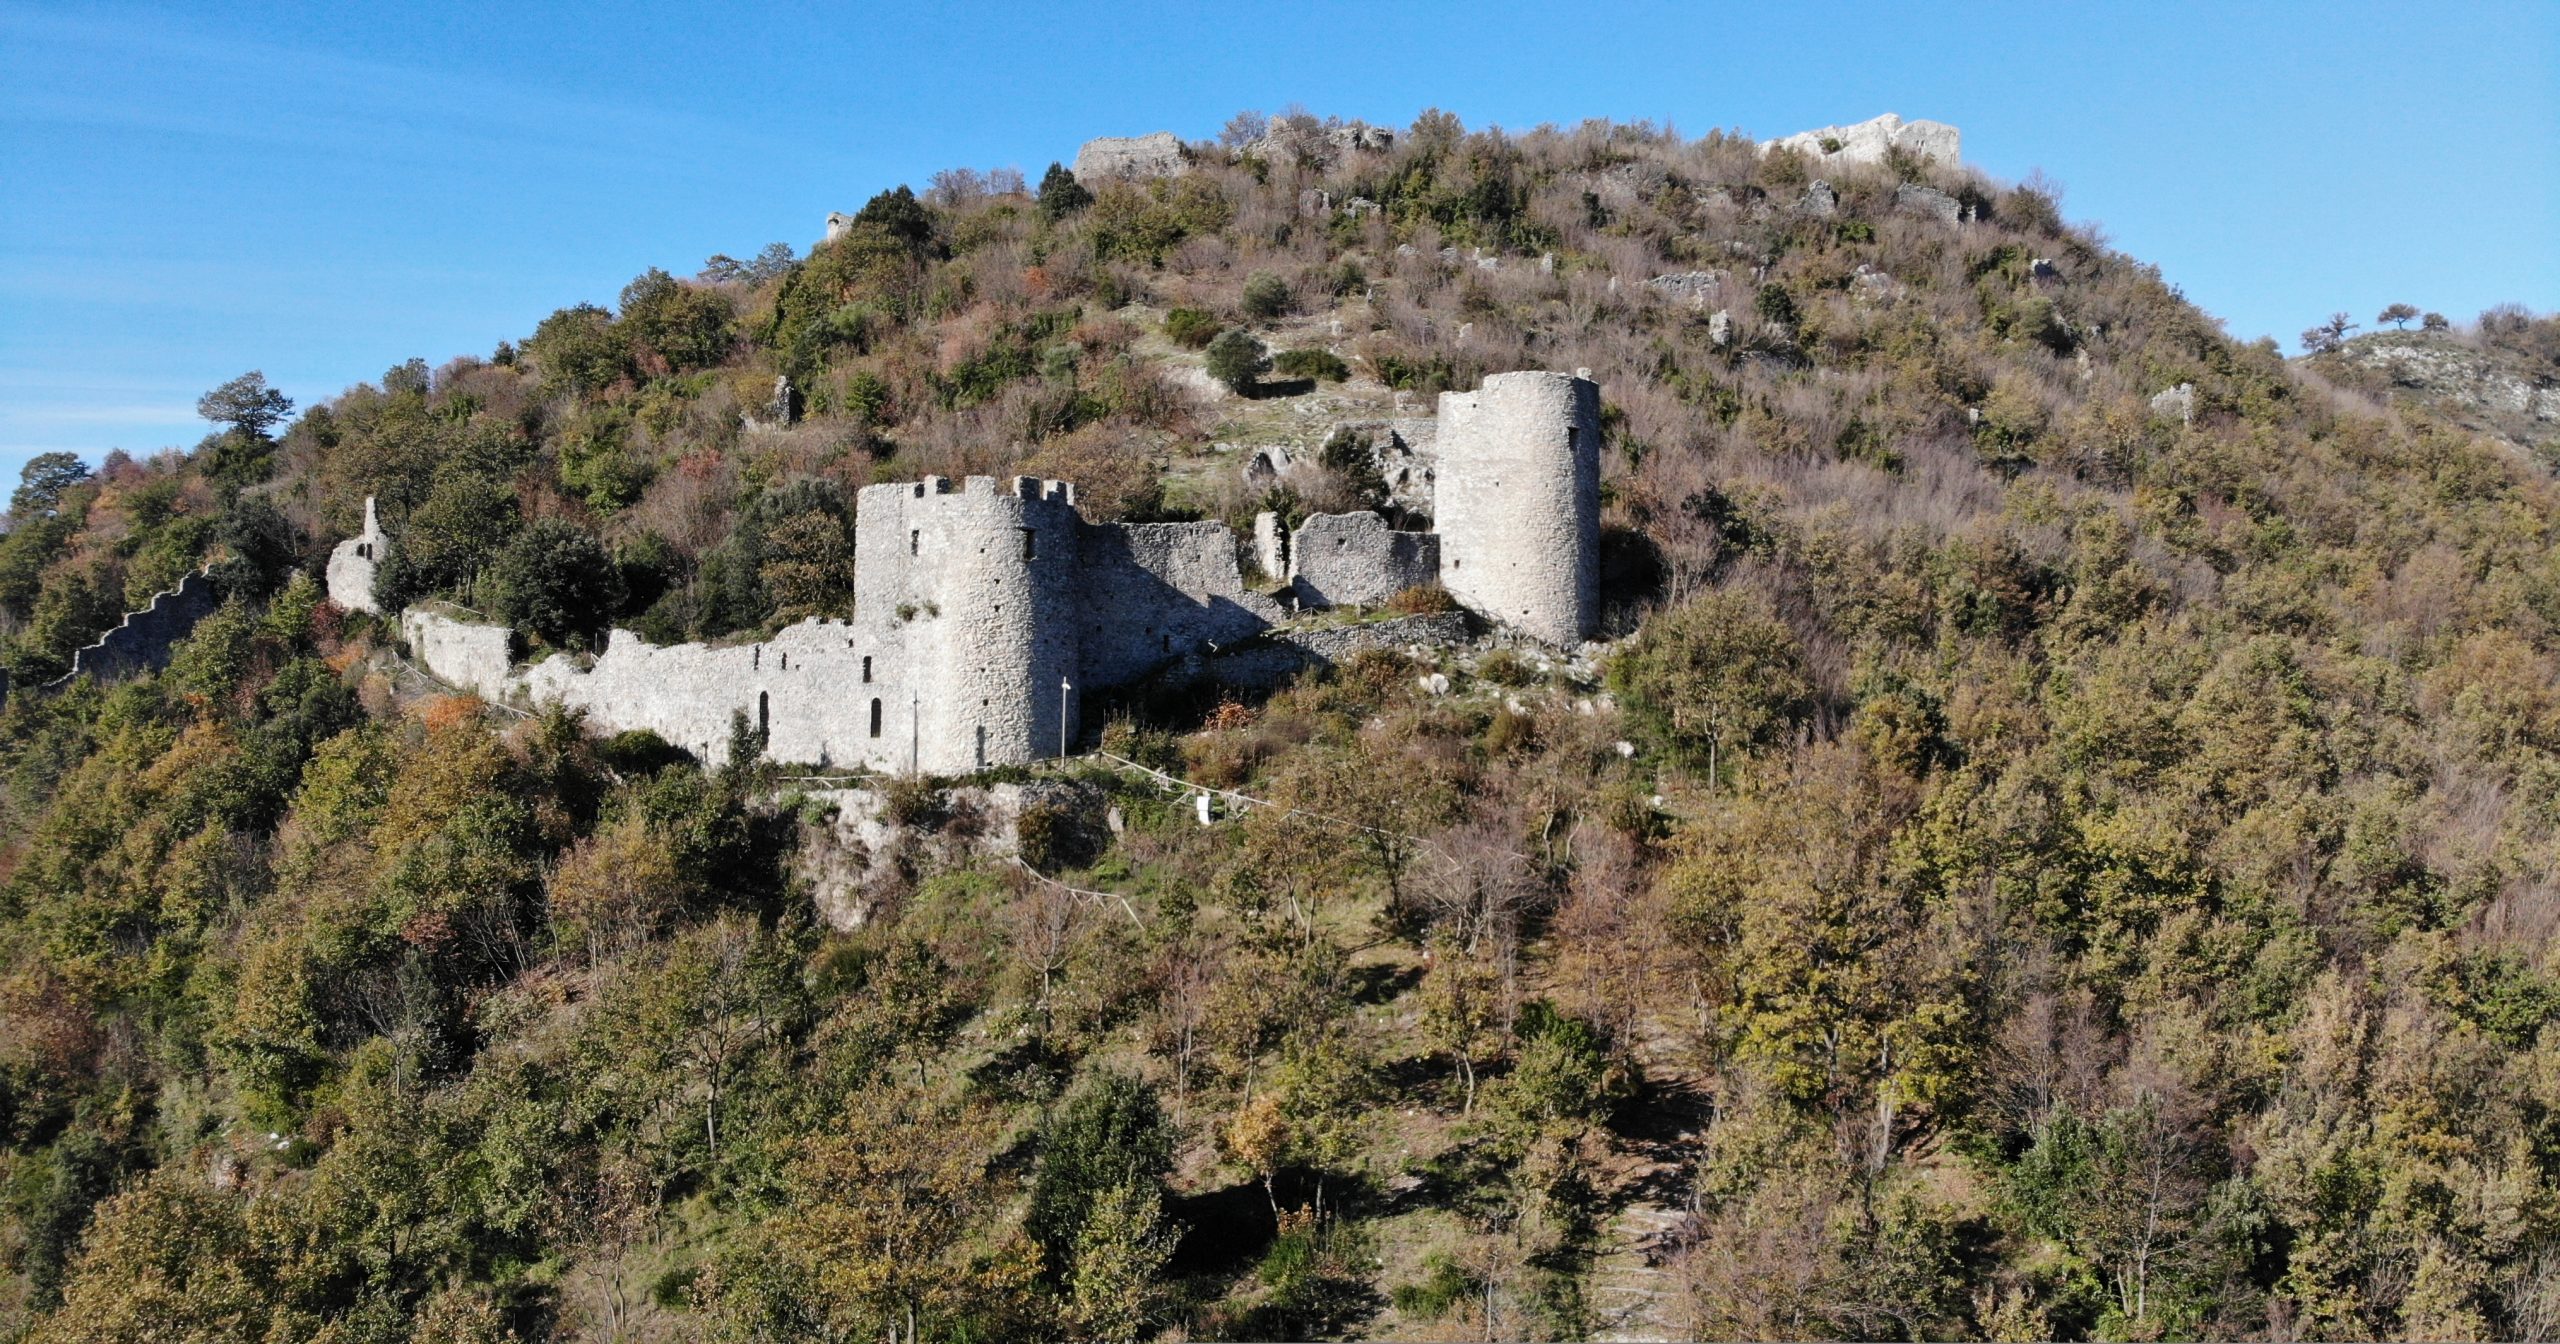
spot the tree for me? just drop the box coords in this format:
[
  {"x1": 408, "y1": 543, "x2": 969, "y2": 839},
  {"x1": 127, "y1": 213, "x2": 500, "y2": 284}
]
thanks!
[
  {"x1": 527, "y1": 303, "x2": 631, "y2": 396},
  {"x1": 10, "y1": 452, "x2": 89, "y2": 520},
  {"x1": 2377, "y1": 302, "x2": 2421, "y2": 330},
  {"x1": 1419, "y1": 936, "x2": 1501, "y2": 1112},
  {"x1": 1204, "y1": 328, "x2": 1269, "y2": 394},
  {"x1": 1037, "y1": 163, "x2": 1092, "y2": 222},
  {"x1": 196, "y1": 371, "x2": 293, "y2": 438},
  {"x1": 618, "y1": 267, "x2": 735, "y2": 373},
  {"x1": 1064, "y1": 1183, "x2": 1177, "y2": 1342},
  {"x1": 1219, "y1": 109, "x2": 1270, "y2": 149},
  {"x1": 720, "y1": 1088, "x2": 1037, "y2": 1344},
  {"x1": 486, "y1": 519, "x2": 625, "y2": 646},
  {"x1": 1606, "y1": 588, "x2": 1814, "y2": 778},
  {"x1": 2299, "y1": 310, "x2": 2358, "y2": 354},
  {"x1": 2423, "y1": 310, "x2": 2451, "y2": 332},
  {"x1": 1028, "y1": 1073, "x2": 1176, "y2": 1275}
]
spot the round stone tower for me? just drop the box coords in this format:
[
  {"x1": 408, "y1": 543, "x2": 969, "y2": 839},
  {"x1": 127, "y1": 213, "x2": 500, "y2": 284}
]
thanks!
[
  {"x1": 1433, "y1": 370, "x2": 1602, "y2": 645},
  {"x1": 853, "y1": 475, "x2": 1083, "y2": 774}
]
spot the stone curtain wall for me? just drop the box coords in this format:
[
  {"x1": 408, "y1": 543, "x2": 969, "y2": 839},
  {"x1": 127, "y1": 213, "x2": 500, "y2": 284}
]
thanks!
[
  {"x1": 400, "y1": 608, "x2": 518, "y2": 702},
  {"x1": 1075, "y1": 521, "x2": 1284, "y2": 690},
  {"x1": 51, "y1": 569, "x2": 222, "y2": 688},
  {"x1": 1434, "y1": 371, "x2": 1602, "y2": 646},
  {"x1": 526, "y1": 619, "x2": 873, "y2": 766},
  {"x1": 1287, "y1": 512, "x2": 1440, "y2": 608}
]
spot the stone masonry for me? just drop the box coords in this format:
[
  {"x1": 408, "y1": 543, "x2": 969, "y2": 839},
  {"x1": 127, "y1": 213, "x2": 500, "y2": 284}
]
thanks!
[
  {"x1": 394, "y1": 370, "x2": 1605, "y2": 771},
  {"x1": 1435, "y1": 371, "x2": 1602, "y2": 646},
  {"x1": 327, "y1": 496, "x2": 386, "y2": 614}
]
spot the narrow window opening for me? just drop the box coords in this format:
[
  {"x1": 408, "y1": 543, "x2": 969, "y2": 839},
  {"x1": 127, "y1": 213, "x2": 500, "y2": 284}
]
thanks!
[
  {"x1": 1162, "y1": 633, "x2": 1172, "y2": 652},
  {"x1": 909, "y1": 529, "x2": 919, "y2": 556},
  {"x1": 780, "y1": 653, "x2": 788, "y2": 671},
  {"x1": 861, "y1": 656, "x2": 872, "y2": 683},
  {"x1": 752, "y1": 647, "x2": 760, "y2": 670},
  {"x1": 975, "y1": 726, "x2": 987, "y2": 767},
  {"x1": 868, "y1": 698, "x2": 882, "y2": 737},
  {"x1": 1020, "y1": 527, "x2": 1037, "y2": 560},
  {"x1": 757, "y1": 691, "x2": 769, "y2": 738}
]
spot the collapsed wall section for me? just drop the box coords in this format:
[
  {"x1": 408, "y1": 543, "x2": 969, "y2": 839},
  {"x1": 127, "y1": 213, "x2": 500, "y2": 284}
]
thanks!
[
  {"x1": 327, "y1": 496, "x2": 386, "y2": 614},
  {"x1": 1287, "y1": 512, "x2": 1440, "y2": 608},
  {"x1": 1434, "y1": 371, "x2": 1601, "y2": 645}
]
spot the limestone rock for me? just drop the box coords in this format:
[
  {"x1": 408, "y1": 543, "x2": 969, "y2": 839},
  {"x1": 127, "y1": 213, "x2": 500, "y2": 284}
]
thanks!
[
  {"x1": 2149, "y1": 383, "x2": 2198, "y2": 424},
  {"x1": 1247, "y1": 120, "x2": 1393, "y2": 167},
  {"x1": 824, "y1": 211, "x2": 854, "y2": 243},
  {"x1": 2317, "y1": 331, "x2": 2560, "y2": 451},
  {"x1": 1242, "y1": 445, "x2": 1291, "y2": 484},
  {"x1": 1765, "y1": 113, "x2": 1961, "y2": 167},
  {"x1": 1799, "y1": 179, "x2": 1838, "y2": 217},
  {"x1": 1645, "y1": 271, "x2": 1727, "y2": 307},
  {"x1": 2030, "y1": 257, "x2": 2063, "y2": 284},
  {"x1": 1894, "y1": 182, "x2": 1963, "y2": 225},
  {"x1": 1849, "y1": 264, "x2": 1903, "y2": 302},
  {"x1": 1708, "y1": 309, "x2": 1733, "y2": 347},
  {"x1": 1074, "y1": 131, "x2": 1187, "y2": 182}
]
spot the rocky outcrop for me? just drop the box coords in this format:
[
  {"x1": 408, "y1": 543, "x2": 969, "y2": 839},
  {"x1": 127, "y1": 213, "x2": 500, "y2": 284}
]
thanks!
[
  {"x1": 1895, "y1": 182, "x2": 1963, "y2": 225},
  {"x1": 1765, "y1": 113, "x2": 1961, "y2": 167},
  {"x1": 2150, "y1": 383, "x2": 2198, "y2": 424},
  {"x1": 2316, "y1": 332, "x2": 2560, "y2": 450},
  {"x1": 1245, "y1": 120, "x2": 1393, "y2": 167},
  {"x1": 1074, "y1": 132, "x2": 1188, "y2": 181},
  {"x1": 1645, "y1": 271, "x2": 1727, "y2": 307}
]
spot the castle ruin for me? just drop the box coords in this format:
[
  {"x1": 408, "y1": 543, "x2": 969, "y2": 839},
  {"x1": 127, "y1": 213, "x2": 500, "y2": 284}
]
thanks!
[{"x1": 393, "y1": 370, "x2": 1605, "y2": 771}]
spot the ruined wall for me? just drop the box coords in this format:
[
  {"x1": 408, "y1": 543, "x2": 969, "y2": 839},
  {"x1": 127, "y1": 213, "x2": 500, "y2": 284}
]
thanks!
[
  {"x1": 52, "y1": 569, "x2": 221, "y2": 688},
  {"x1": 1073, "y1": 131, "x2": 1187, "y2": 181},
  {"x1": 516, "y1": 619, "x2": 869, "y2": 767},
  {"x1": 326, "y1": 496, "x2": 385, "y2": 614},
  {"x1": 1288, "y1": 512, "x2": 1439, "y2": 608},
  {"x1": 1434, "y1": 371, "x2": 1602, "y2": 646},
  {"x1": 401, "y1": 607, "x2": 518, "y2": 702},
  {"x1": 856, "y1": 475, "x2": 1085, "y2": 774},
  {"x1": 1074, "y1": 521, "x2": 1282, "y2": 692}
]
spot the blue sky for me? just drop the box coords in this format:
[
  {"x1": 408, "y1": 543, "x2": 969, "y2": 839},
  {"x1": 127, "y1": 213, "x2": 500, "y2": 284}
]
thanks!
[{"x1": 3, "y1": 0, "x2": 2554, "y2": 476}]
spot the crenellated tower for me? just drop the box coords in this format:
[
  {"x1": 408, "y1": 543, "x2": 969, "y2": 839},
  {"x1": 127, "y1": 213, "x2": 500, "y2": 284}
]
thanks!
[{"x1": 853, "y1": 475, "x2": 1084, "y2": 774}]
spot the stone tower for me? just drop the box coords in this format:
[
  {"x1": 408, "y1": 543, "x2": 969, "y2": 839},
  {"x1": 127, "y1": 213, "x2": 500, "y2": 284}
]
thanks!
[
  {"x1": 853, "y1": 475, "x2": 1084, "y2": 774},
  {"x1": 1433, "y1": 371, "x2": 1602, "y2": 645}
]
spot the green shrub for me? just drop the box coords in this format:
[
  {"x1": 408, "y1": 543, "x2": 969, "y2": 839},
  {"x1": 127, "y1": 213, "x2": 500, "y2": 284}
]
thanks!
[
  {"x1": 1163, "y1": 307, "x2": 1221, "y2": 349},
  {"x1": 1242, "y1": 271, "x2": 1290, "y2": 320},
  {"x1": 1204, "y1": 329, "x2": 1269, "y2": 393},
  {"x1": 1272, "y1": 348, "x2": 1349, "y2": 382}
]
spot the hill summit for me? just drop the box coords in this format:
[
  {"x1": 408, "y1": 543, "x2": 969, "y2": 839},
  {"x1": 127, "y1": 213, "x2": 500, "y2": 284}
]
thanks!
[{"x1": 1, "y1": 108, "x2": 2559, "y2": 1342}]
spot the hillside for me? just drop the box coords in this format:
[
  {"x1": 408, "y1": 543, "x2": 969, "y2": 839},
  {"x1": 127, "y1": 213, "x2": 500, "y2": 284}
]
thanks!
[
  {"x1": 2303, "y1": 316, "x2": 2560, "y2": 458},
  {"x1": 4, "y1": 110, "x2": 2560, "y2": 1341}
]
